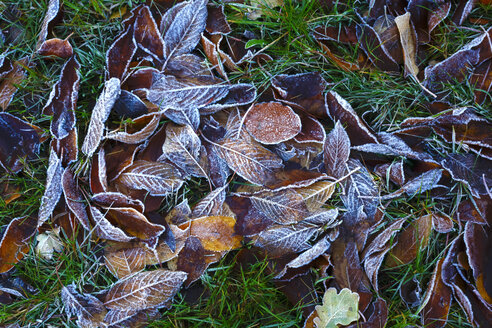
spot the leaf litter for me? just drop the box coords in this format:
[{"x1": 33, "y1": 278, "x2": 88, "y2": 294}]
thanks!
[{"x1": 0, "y1": 0, "x2": 492, "y2": 327}]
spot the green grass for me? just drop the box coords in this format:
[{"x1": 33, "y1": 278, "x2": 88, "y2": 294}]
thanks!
[{"x1": 1, "y1": 0, "x2": 490, "y2": 326}]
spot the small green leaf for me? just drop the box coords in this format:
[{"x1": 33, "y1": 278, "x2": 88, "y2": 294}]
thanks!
[
  {"x1": 313, "y1": 288, "x2": 359, "y2": 328},
  {"x1": 245, "y1": 39, "x2": 266, "y2": 49}
]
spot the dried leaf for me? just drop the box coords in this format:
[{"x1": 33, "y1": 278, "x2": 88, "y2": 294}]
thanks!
[
  {"x1": 147, "y1": 73, "x2": 229, "y2": 111},
  {"x1": 133, "y1": 6, "x2": 165, "y2": 60},
  {"x1": 106, "y1": 113, "x2": 161, "y2": 144},
  {"x1": 395, "y1": 12, "x2": 419, "y2": 79},
  {"x1": 62, "y1": 168, "x2": 91, "y2": 231},
  {"x1": 38, "y1": 149, "x2": 63, "y2": 227},
  {"x1": 356, "y1": 23, "x2": 400, "y2": 73},
  {"x1": 38, "y1": 38, "x2": 73, "y2": 58},
  {"x1": 43, "y1": 56, "x2": 80, "y2": 140},
  {"x1": 200, "y1": 83, "x2": 257, "y2": 114},
  {"x1": 51, "y1": 127, "x2": 78, "y2": 166},
  {"x1": 192, "y1": 186, "x2": 227, "y2": 217},
  {"x1": 61, "y1": 284, "x2": 107, "y2": 328},
  {"x1": 0, "y1": 216, "x2": 37, "y2": 273},
  {"x1": 421, "y1": 258, "x2": 452, "y2": 328},
  {"x1": 104, "y1": 244, "x2": 146, "y2": 279},
  {"x1": 36, "y1": 0, "x2": 62, "y2": 49},
  {"x1": 82, "y1": 78, "x2": 121, "y2": 157},
  {"x1": 0, "y1": 59, "x2": 26, "y2": 110},
  {"x1": 442, "y1": 153, "x2": 491, "y2": 197},
  {"x1": 104, "y1": 308, "x2": 159, "y2": 328},
  {"x1": 117, "y1": 160, "x2": 184, "y2": 196},
  {"x1": 387, "y1": 215, "x2": 433, "y2": 268},
  {"x1": 89, "y1": 149, "x2": 108, "y2": 194},
  {"x1": 248, "y1": 189, "x2": 308, "y2": 224},
  {"x1": 185, "y1": 215, "x2": 242, "y2": 251},
  {"x1": 206, "y1": 5, "x2": 231, "y2": 35},
  {"x1": 209, "y1": 137, "x2": 283, "y2": 186},
  {"x1": 161, "y1": 0, "x2": 208, "y2": 60},
  {"x1": 0, "y1": 112, "x2": 41, "y2": 173},
  {"x1": 104, "y1": 269, "x2": 187, "y2": 311},
  {"x1": 105, "y1": 207, "x2": 165, "y2": 240},
  {"x1": 90, "y1": 206, "x2": 134, "y2": 243},
  {"x1": 296, "y1": 180, "x2": 336, "y2": 212},
  {"x1": 243, "y1": 102, "x2": 302, "y2": 145},
  {"x1": 92, "y1": 192, "x2": 144, "y2": 213},
  {"x1": 159, "y1": 123, "x2": 207, "y2": 178},
  {"x1": 113, "y1": 90, "x2": 148, "y2": 119},
  {"x1": 324, "y1": 121, "x2": 350, "y2": 178},
  {"x1": 313, "y1": 288, "x2": 359, "y2": 328},
  {"x1": 106, "y1": 25, "x2": 137, "y2": 80},
  {"x1": 35, "y1": 228, "x2": 63, "y2": 260}
]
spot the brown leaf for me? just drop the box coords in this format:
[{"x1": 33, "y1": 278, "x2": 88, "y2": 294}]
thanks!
[
  {"x1": 43, "y1": 56, "x2": 80, "y2": 139},
  {"x1": 0, "y1": 59, "x2": 26, "y2": 110},
  {"x1": 184, "y1": 215, "x2": 242, "y2": 252},
  {"x1": 421, "y1": 258, "x2": 452, "y2": 328},
  {"x1": 324, "y1": 121, "x2": 350, "y2": 178},
  {"x1": 37, "y1": 38, "x2": 73, "y2": 59},
  {"x1": 432, "y1": 213, "x2": 454, "y2": 233},
  {"x1": 113, "y1": 90, "x2": 148, "y2": 119},
  {"x1": 104, "y1": 243, "x2": 146, "y2": 279},
  {"x1": 133, "y1": 6, "x2": 165, "y2": 60},
  {"x1": 38, "y1": 149, "x2": 63, "y2": 227},
  {"x1": 0, "y1": 112, "x2": 41, "y2": 173},
  {"x1": 144, "y1": 224, "x2": 189, "y2": 265},
  {"x1": 206, "y1": 5, "x2": 231, "y2": 35},
  {"x1": 51, "y1": 127, "x2": 78, "y2": 166},
  {"x1": 106, "y1": 113, "x2": 161, "y2": 144},
  {"x1": 90, "y1": 206, "x2": 134, "y2": 243},
  {"x1": 296, "y1": 180, "x2": 336, "y2": 212},
  {"x1": 200, "y1": 83, "x2": 257, "y2": 114},
  {"x1": 324, "y1": 91, "x2": 378, "y2": 146},
  {"x1": 386, "y1": 215, "x2": 433, "y2": 268},
  {"x1": 81, "y1": 78, "x2": 121, "y2": 157},
  {"x1": 105, "y1": 207, "x2": 165, "y2": 240},
  {"x1": 62, "y1": 168, "x2": 91, "y2": 231},
  {"x1": 104, "y1": 308, "x2": 159, "y2": 328},
  {"x1": 106, "y1": 25, "x2": 137, "y2": 80},
  {"x1": 89, "y1": 148, "x2": 108, "y2": 194},
  {"x1": 61, "y1": 283, "x2": 107, "y2": 328},
  {"x1": 104, "y1": 269, "x2": 187, "y2": 311},
  {"x1": 272, "y1": 72, "x2": 328, "y2": 118},
  {"x1": 208, "y1": 136, "x2": 284, "y2": 186},
  {"x1": 36, "y1": 0, "x2": 62, "y2": 49},
  {"x1": 0, "y1": 216, "x2": 37, "y2": 273},
  {"x1": 176, "y1": 236, "x2": 208, "y2": 286},
  {"x1": 243, "y1": 102, "x2": 301, "y2": 145},
  {"x1": 441, "y1": 153, "x2": 491, "y2": 197},
  {"x1": 408, "y1": 0, "x2": 450, "y2": 45},
  {"x1": 116, "y1": 160, "x2": 184, "y2": 196},
  {"x1": 470, "y1": 59, "x2": 492, "y2": 104},
  {"x1": 92, "y1": 192, "x2": 144, "y2": 213},
  {"x1": 192, "y1": 186, "x2": 227, "y2": 217}
]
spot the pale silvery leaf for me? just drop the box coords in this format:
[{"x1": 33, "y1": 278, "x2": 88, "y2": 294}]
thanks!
[
  {"x1": 159, "y1": 123, "x2": 207, "y2": 178},
  {"x1": 104, "y1": 269, "x2": 187, "y2": 311},
  {"x1": 38, "y1": 148, "x2": 63, "y2": 227},
  {"x1": 249, "y1": 189, "x2": 308, "y2": 224},
  {"x1": 192, "y1": 185, "x2": 227, "y2": 217},
  {"x1": 117, "y1": 160, "x2": 184, "y2": 196},
  {"x1": 164, "y1": 107, "x2": 200, "y2": 130},
  {"x1": 324, "y1": 121, "x2": 350, "y2": 178},
  {"x1": 90, "y1": 206, "x2": 134, "y2": 243},
  {"x1": 295, "y1": 180, "x2": 336, "y2": 212},
  {"x1": 162, "y1": 0, "x2": 208, "y2": 60},
  {"x1": 104, "y1": 245, "x2": 146, "y2": 279},
  {"x1": 61, "y1": 284, "x2": 107, "y2": 328},
  {"x1": 148, "y1": 73, "x2": 229, "y2": 111},
  {"x1": 105, "y1": 113, "x2": 161, "y2": 144},
  {"x1": 313, "y1": 288, "x2": 359, "y2": 328},
  {"x1": 209, "y1": 137, "x2": 283, "y2": 186},
  {"x1": 35, "y1": 228, "x2": 63, "y2": 260},
  {"x1": 82, "y1": 78, "x2": 121, "y2": 157}
]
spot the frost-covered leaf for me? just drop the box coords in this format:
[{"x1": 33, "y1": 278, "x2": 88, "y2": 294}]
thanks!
[
  {"x1": 192, "y1": 185, "x2": 227, "y2": 217},
  {"x1": 324, "y1": 121, "x2": 350, "y2": 178},
  {"x1": 133, "y1": 6, "x2": 165, "y2": 60},
  {"x1": 117, "y1": 160, "x2": 184, "y2": 196},
  {"x1": 104, "y1": 269, "x2": 187, "y2": 311},
  {"x1": 106, "y1": 25, "x2": 137, "y2": 80},
  {"x1": 104, "y1": 244, "x2": 146, "y2": 279},
  {"x1": 296, "y1": 180, "x2": 336, "y2": 212},
  {"x1": 442, "y1": 153, "x2": 491, "y2": 197},
  {"x1": 104, "y1": 308, "x2": 159, "y2": 328},
  {"x1": 61, "y1": 284, "x2": 107, "y2": 328},
  {"x1": 43, "y1": 56, "x2": 80, "y2": 140},
  {"x1": 209, "y1": 137, "x2": 283, "y2": 186},
  {"x1": 106, "y1": 113, "x2": 161, "y2": 144},
  {"x1": 161, "y1": 0, "x2": 208, "y2": 60},
  {"x1": 200, "y1": 83, "x2": 257, "y2": 114},
  {"x1": 82, "y1": 78, "x2": 121, "y2": 157},
  {"x1": 35, "y1": 228, "x2": 63, "y2": 260},
  {"x1": 38, "y1": 148, "x2": 63, "y2": 227},
  {"x1": 159, "y1": 123, "x2": 207, "y2": 177},
  {"x1": 37, "y1": 38, "x2": 73, "y2": 58},
  {"x1": 255, "y1": 221, "x2": 321, "y2": 258},
  {"x1": 248, "y1": 189, "x2": 308, "y2": 224},
  {"x1": 104, "y1": 207, "x2": 165, "y2": 241},
  {"x1": 62, "y1": 168, "x2": 91, "y2": 231},
  {"x1": 90, "y1": 206, "x2": 134, "y2": 243},
  {"x1": 147, "y1": 73, "x2": 229, "y2": 111},
  {"x1": 92, "y1": 192, "x2": 144, "y2": 213},
  {"x1": 36, "y1": 0, "x2": 61, "y2": 49},
  {"x1": 0, "y1": 112, "x2": 41, "y2": 173},
  {"x1": 164, "y1": 107, "x2": 200, "y2": 130},
  {"x1": 313, "y1": 288, "x2": 359, "y2": 328},
  {"x1": 243, "y1": 102, "x2": 302, "y2": 145}
]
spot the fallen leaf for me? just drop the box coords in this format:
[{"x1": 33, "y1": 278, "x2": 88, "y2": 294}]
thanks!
[
  {"x1": 313, "y1": 288, "x2": 359, "y2": 328},
  {"x1": 324, "y1": 121, "x2": 350, "y2": 178},
  {"x1": 0, "y1": 216, "x2": 37, "y2": 273},
  {"x1": 37, "y1": 38, "x2": 73, "y2": 58},
  {"x1": 61, "y1": 284, "x2": 107, "y2": 328},
  {"x1": 35, "y1": 228, "x2": 63, "y2": 260},
  {"x1": 185, "y1": 215, "x2": 242, "y2": 252}
]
